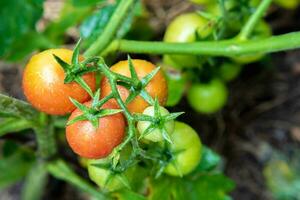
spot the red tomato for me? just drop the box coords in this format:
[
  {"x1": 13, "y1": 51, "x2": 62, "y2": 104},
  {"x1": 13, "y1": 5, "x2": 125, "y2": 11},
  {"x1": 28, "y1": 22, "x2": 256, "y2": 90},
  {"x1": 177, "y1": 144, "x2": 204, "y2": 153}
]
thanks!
[
  {"x1": 22, "y1": 49, "x2": 96, "y2": 115},
  {"x1": 66, "y1": 101, "x2": 125, "y2": 159},
  {"x1": 100, "y1": 59, "x2": 168, "y2": 113}
]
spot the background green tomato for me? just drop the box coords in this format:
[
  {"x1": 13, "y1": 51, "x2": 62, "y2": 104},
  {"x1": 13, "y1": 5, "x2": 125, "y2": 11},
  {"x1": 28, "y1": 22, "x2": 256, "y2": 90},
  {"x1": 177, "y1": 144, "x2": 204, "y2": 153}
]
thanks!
[
  {"x1": 163, "y1": 13, "x2": 213, "y2": 68},
  {"x1": 164, "y1": 121, "x2": 202, "y2": 176},
  {"x1": 218, "y1": 62, "x2": 242, "y2": 82},
  {"x1": 232, "y1": 20, "x2": 272, "y2": 64},
  {"x1": 187, "y1": 79, "x2": 228, "y2": 114},
  {"x1": 137, "y1": 106, "x2": 174, "y2": 142}
]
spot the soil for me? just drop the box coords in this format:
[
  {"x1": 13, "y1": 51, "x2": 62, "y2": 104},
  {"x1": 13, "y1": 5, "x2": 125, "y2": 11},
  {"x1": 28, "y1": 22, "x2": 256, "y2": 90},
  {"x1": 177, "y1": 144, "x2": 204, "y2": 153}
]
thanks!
[{"x1": 1, "y1": 0, "x2": 300, "y2": 200}]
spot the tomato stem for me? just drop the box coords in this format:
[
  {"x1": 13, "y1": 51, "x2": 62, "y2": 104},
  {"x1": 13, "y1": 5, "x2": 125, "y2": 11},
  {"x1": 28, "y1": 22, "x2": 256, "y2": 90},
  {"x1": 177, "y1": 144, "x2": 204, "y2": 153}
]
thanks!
[
  {"x1": 102, "y1": 32, "x2": 300, "y2": 56},
  {"x1": 237, "y1": 0, "x2": 273, "y2": 40},
  {"x1": 84, "y1": 0, "x2": 136, "y2": 57}
]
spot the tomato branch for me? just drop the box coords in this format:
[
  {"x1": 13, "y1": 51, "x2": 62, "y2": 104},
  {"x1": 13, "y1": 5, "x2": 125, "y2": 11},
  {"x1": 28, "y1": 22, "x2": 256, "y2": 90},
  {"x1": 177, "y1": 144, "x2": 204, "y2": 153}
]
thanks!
[
  {"x1": 238, "y1": 0, "x2": 273, "y2": 40},
  {"x1": 84, "y1": 0, "x2": 136, "y2": 57},
  {"x1": 103, "y1": 32, "x2": 300, "y2": 56}
]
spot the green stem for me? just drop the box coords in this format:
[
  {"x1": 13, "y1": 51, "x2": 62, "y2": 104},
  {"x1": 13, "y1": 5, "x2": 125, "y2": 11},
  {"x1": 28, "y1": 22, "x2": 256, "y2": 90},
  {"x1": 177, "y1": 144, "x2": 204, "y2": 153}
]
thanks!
[
  {"x1": 104, "y1": 32, "x2": 300, "y2": 56},
  {"x1": 238, "y1": 0, "x2": 272, "y2": 40},
  {"x1": 34, "y1": 113, "x2": 57, "y2": 159},
  {"x1": 84, "y1": 0, "x2": 136, "y2": 57}
]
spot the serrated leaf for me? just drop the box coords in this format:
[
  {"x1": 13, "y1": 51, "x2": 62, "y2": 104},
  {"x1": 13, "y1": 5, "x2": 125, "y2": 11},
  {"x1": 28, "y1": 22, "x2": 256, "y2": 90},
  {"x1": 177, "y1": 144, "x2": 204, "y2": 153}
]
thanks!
[
  {"x1": 92, "y1": 89, "x2": 101, "y2": 107},
  {"x1": 75, "y1": 76, "x2": 94, "y2": 97}
]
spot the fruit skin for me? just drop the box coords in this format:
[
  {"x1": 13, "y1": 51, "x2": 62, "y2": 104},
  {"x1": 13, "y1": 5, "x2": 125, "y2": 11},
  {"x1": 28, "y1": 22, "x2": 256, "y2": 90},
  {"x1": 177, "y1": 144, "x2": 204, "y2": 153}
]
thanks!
[
  {"x1": 66, "y1": 101, "x2": 125, "y2": 159},
  {"x1": 101, "y1": 59, "x2": 168, "y2": 113},
  {"x1": 163, "y1": 13, "x2": 213, "y2": 68},
  {"x1": 187, "y1": 79, "x2": 228, "y2": 114},
  {"x1": 22, "y1": 49, "x2": 96, "y2": 115},
  {"x1": 164, "y1": 121, "x2": 202, "y2": 176},
  {"x1": 218, "y1": 62, "x2": 242, "y2": 82},
  {"x1": 137, "y1": 106, "x2": 174, "y2": 142}
]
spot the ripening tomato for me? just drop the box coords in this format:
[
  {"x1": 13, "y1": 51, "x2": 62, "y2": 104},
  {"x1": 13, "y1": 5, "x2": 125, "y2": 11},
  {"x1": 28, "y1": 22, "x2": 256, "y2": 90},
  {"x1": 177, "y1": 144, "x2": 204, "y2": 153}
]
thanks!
[
  {"x1": 137, "y1": 106, "x2": 174, "y2": 142},
  {"x1": 163, "y1": 13, "x2": 213, "y2": 68},
  {"x1": 22, "y1": 49, "x2": 96, "y2": 115},
  {"x1": 66, "y1": 101, "x2": 125, "y2": 159},
  {"x1": 100, "y1": 59, "x2": 168, "y2": 113},
  {"x1": 187, "y1": 79, "x2": 228, "y2": 114},
  {"x1": 164, "y1": 121, "x2": 202, "y2": 176}
]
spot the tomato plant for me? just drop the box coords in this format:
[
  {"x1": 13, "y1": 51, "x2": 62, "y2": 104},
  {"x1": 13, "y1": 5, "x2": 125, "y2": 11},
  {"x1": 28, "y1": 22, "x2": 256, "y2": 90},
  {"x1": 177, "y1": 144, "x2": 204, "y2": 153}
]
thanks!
[{"x1": 1, "y1": 0, "x2": 300, "y2": 199}]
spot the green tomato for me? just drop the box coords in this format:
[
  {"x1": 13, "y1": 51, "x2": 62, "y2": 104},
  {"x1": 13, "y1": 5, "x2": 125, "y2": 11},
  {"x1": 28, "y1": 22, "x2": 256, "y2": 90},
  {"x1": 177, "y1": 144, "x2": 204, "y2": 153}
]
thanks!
[
  {"x1": 137, "y1": 106, "x2": 174, "y2": 142},
  {"x1": 218, "y1": 62, "x2": 242, "y2": 82},
  {"x1": 164, "y1": 121, "x2": 202, "y2": 176},
  {"x1": 163, "y1": 13, "x2": 213, "y2": 68},
  {"x1": 232, "y1": 20, "x2": 272, "y2": 64},
  {"x1": 87, "y1": 159, "x2": 125, "y2": 191},
  {"x1": 274, "y1": 0, "x2": 299, "y2": 9},
  {"x1": 187, "y1": 79, "x2": 228, "y2": 114}
]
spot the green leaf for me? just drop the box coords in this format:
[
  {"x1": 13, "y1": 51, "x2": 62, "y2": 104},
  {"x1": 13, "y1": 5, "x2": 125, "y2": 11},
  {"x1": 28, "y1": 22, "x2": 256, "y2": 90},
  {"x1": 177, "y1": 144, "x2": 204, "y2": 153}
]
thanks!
[
  {"x1": 128, "y1": 55, "x2": 139, "y2": 80},
  {"x1": 72, "y1": 39, "x2": 82, "y2": 65},
  {"x1": 164, "y1": 112, "x2": 184, "y2": 122},
  {"x1": 80, "y1": 0, "x2": 137, "y2": 47},
  {"x1": 72, "y1": 0, "x2": 104, "y2": 7},
  {"x1": 0, "y1": 94, "x2": 38, "y2": 122},
  {"x1": 114, "y1": 189, "x2": 146, "y2": 200},
  {"x1": 149, "y1": 174, "x2": 235, "y2": 200},
  {"x1": 47, "y1": 159, "x2": 108, "y2": 200},
  {"x1": 0, "y1": 141, "x2": 35, "y2": 189},
  {"x1": 0, "y1": 0, "x2": 44, "y2": 59},
  {"x1": 196, "y1": 146, "x2": 221, "y2": 172},
  {"x1": 69, "y1": 97, "x2": 89, "y2": 112},
  {"x1": 53, "y1": 54, "x2": 70, "y2": 72},
  {"x1": 0, "y1": 118, "x2": 32, "y2": 137},
  {"x1": 21, "y1": 162, "x2": 48, "y2": 200},
  {"x1": 66, "y1": 114, "x2": 87, "y2": 126}
]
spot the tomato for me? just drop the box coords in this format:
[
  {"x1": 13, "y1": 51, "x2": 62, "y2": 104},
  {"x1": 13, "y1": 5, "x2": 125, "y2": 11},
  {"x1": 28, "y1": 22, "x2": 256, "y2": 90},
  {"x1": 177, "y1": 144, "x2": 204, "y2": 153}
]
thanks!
[
  {"x1": 100, "y1": 59, "x2": 168, "y2": 113},
  {"x1": 22, "y1": 49, "x2": 96, "y2": 115},
  {"x1": 66, "y1": 101, "x2": 125, "y2": 159},
  {"x1": 218, "y1": 62, "x2": 242, "y2": 82},
  {"x1": 187, "y1": 79, "x2": 228, "y2": 114},
  {"x1": 137, "y1": 106, "x2": 174, "y2": 142},
  {"x1": 163, "y1": 13, "x2": 213, "y2": 68},
  {"x1": 232, "y1": 20, "x2": 272, "y2": 64},
  {"x1": 164, "y1": 121, "x2": 202, "y2": 176},
  {"x1": 274, "y1": 0, "x2": 299, "y2": 9}
]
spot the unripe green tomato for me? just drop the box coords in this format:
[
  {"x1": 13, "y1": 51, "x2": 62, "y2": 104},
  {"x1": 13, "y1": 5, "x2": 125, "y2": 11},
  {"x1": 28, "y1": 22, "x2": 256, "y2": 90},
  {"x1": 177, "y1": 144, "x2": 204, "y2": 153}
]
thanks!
[
  {"x1": 218, "y1": 62, "x2": 242, "y2": 82},
  {"x1": 187, "y1": 79, "x2": 228, "y2": 114},
  {"x1": 163, "y1": 13, "x2": 213, "y2": 68},
  {"x1": 87, "y1": 159, "x2": 124, "y2": 191},
  {"x1": 162, "y1": 55, "x2": 183, "y2": 70},
  {"x1": 232, "y1": 20, "x2": 272, "y2": 64},
  {"x1": 137, "y1": 106, "x2": 174, "y2": 142},
  {"x1": 274, "y1": 0, "x2": 299, "y2": 9},
  {"x1": 164, "y1": 121, "x2": 202, "y2": 176}
]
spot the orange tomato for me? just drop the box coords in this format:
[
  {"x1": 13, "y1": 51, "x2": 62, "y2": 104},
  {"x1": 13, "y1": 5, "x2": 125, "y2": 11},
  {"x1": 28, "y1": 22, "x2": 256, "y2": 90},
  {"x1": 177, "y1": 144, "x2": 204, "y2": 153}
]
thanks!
[
  {"x1": 100, "y1": 59, "x2": 168, "y2": 113},
  {"x1": 66, "y1": 101, "x2": 125, "y2": 159},
  {"x1": 22, "y1": 49, "x2": 96, "y2": 115}
]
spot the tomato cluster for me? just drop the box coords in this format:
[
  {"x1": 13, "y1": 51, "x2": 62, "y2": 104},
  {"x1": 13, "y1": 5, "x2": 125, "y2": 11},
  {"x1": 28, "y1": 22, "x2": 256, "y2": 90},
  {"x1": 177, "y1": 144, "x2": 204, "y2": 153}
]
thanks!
[
  {"x1": 22, "y1": 48, "x2": 203, "y2": 191},
  {"x1": 163, "y1": 0, "x2": 273, "y2": 114}
]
